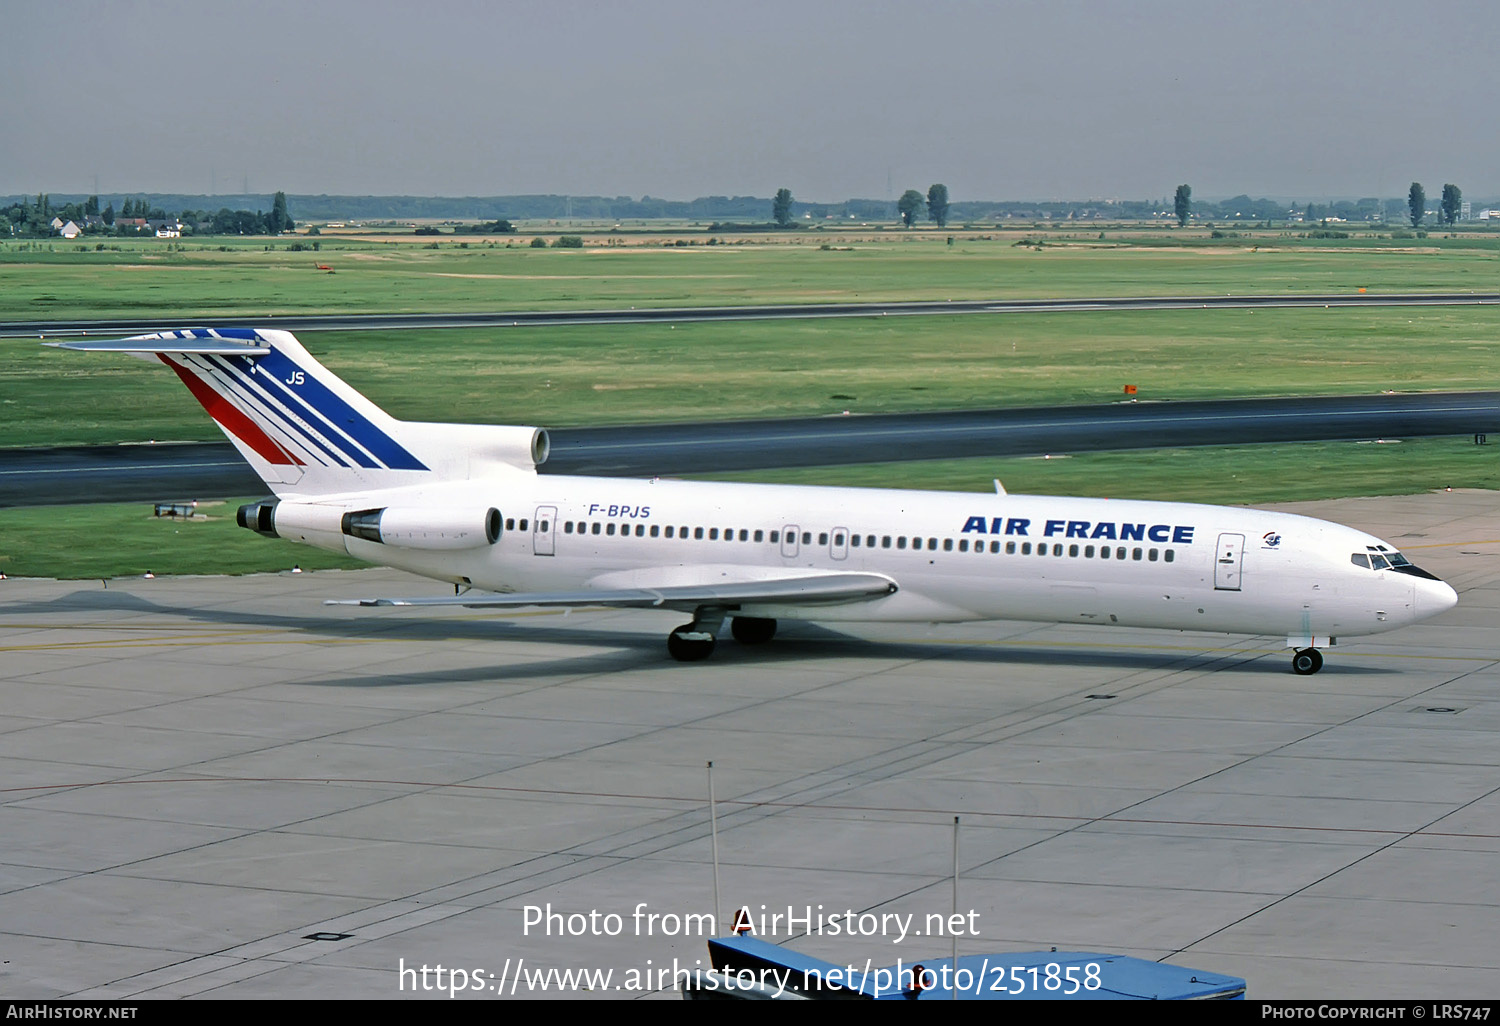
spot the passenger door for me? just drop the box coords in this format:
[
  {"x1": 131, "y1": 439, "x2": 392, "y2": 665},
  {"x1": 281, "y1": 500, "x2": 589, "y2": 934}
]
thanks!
[
  {"x1": 533, "y1": 506, "x2": 556, "y2": 556},
  {"x1": 1214, "y1": 532, "x2": 1244, "y2": 590},
  {"x1": 781, "y1": 524, "x2": 800, "y2": 559}
]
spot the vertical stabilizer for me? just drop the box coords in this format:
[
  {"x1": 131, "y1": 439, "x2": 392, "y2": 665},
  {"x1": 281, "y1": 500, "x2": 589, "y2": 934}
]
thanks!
[{"x1": 50, "y1": 327, "x2": 548, "y2": 498}]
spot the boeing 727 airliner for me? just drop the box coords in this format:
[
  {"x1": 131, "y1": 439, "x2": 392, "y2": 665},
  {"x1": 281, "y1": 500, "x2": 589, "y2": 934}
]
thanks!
[{"x1": 53, "y1": 328, "x2": 1458, "y2": 673}]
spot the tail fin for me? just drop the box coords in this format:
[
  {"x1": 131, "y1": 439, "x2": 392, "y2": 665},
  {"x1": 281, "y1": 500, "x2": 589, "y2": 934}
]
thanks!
[{"x1": 50, "y1": 327, "x2": 548, "y2": 497}]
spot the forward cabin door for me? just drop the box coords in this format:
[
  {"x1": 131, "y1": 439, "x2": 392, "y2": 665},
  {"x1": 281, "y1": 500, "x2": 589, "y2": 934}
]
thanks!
[{"x1": 1214, "y1": 532, "x2": 1244, "y2": 590}]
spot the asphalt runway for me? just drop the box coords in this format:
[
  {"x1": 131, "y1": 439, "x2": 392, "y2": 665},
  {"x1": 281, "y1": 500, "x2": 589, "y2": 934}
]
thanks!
[
  {"x1": 2, "y1": 490, "x2": 1497, "y2": 999},
  {"x1": 5, "y1": 291, "x2": 1499, "y2": 338},
  {"x1": 4, "y1": 391, "x2": 1498, "y2": 506}
]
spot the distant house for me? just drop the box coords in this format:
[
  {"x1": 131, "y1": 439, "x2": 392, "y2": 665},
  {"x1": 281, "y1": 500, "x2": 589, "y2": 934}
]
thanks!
[
  {"x1": 115, "y1": 217, "x2": 147, "y2": 232},
  {"x1": 147, "y1": 218, "x2": 182, "y2": 238},
  {"x1": 58, "y1": 220, "x2": 81, "y2": 239}
]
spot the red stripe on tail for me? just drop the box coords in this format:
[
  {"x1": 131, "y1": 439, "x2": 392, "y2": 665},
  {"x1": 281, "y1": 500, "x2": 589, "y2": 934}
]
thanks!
[{"x1": 159, "y1": 355, "x2": 303, "y2": 466}]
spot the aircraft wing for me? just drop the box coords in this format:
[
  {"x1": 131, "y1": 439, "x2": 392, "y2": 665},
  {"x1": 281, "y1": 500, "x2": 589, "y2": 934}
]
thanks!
[{"x1": 327, "y1": 571, "x2": 898, "y2": 612}]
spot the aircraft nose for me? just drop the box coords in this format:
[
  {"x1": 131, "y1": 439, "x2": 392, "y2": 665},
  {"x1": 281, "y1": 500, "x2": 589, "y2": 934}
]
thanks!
[{"x1": 1413, "y1": 579, "x2": 1458, "y2": 621}]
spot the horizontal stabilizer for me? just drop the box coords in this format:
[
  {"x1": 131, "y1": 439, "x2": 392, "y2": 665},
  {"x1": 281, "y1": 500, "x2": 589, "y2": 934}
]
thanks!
[
  {"x1": 46, "y1": 328, "x2": 271, "y2": 356},
  {"x1": 327, "y1": 572, "x2": 899, "y2": 613}
]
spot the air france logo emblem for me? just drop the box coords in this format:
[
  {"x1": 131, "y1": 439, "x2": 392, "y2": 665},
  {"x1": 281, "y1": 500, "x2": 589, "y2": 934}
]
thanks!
[{"x1": 1263, "y1": 531, "x2": 1282, "y2": 549}]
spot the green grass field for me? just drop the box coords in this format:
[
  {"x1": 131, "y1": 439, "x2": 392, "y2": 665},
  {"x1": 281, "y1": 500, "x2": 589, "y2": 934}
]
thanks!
[
  {"x1": 2, "y1": 233, "x2": 1497, "y2": 578},
  {"x1": 7, "y1": 305, "x2": 1499, "y2": 446},
  {"x1": 2, "y1": 228, "x2": 1498, "y2": 321}
]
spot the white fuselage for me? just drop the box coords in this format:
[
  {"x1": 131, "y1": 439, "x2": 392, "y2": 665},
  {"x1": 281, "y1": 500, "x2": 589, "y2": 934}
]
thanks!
[
  {"x1": 317, "y1": 472, "x2": 1452, "y2": 643},
  {"x1": 55, "y1": 328, "x2": 1459, "y2": 666}
]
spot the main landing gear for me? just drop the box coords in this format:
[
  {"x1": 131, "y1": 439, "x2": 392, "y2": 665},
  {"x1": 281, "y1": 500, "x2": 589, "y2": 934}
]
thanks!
[
  {"x1": 666, "y1": 612, "x2": 779, "y2": 661},
  {"x1": 730, "y1": 616, "x2": 777, "y2": 645},
  {"x1": 1291, "y1": 648, "x2": 1324, "y2": 675}
]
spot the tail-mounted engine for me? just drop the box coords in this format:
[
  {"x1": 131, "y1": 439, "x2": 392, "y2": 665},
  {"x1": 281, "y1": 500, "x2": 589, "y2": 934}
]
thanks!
[
  {"x1": 340, "y1": 506, "x2": 502, "y2": 550},
  {"x1": 238, "y1": 500, "x2": 502, "y2": 552}
]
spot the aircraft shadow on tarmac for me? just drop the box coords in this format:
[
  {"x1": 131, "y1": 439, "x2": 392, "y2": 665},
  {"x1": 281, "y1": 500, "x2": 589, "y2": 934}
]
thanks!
[{"x1": 12, "y1": 587, "x2": 1398, "y2": 687}]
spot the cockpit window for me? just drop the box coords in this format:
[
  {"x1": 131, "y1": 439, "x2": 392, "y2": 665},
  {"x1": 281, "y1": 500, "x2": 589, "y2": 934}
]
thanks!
[{"x1": 1353, "y1": 546, "x2": 1441, "y2": 579}]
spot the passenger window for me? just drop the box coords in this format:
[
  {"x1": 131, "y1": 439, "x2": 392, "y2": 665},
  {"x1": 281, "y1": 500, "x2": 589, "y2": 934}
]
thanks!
[
  {"x1": 709, "y1": 528, "x2": 718, "y2": 540},
  {"x1": 1069, "y1": 544, "x2": 1079, "y2": 557},
  {"x1": 607, "y1": 523, "x2": 616, "y2": 536},
  {"x1": 1052, "y1": 544, "x2": 1062, "y2": 556},
  {"x1": 754, "y1": 529, "x2": 764, "y2": 542},
  {"x1": 1021, "y1": 542, "x2": 1032, "y2": 555},
  {"x1": 852, "y1": 534, "x2": 862, "y2": 548},
  {"x1": 592, "y1": 522, "x2": 602, "y2": 535},
  {"x1": 635, "y1": 524, "x2": 645, "y2": 537},
  {"x1": 1132, "y1": 548, "x2": 1143, "y2": 560},
  {"x1": 958, "y1": 539, "x2": 968, "y2": 552},
  {"x1": 882, "y1": 536, "x2": 892, "y2": 549},
  {"x1": 506, "y1": 518, "x2": 516, "y2": 531},
  {"x1": 1116, "y1": 547, "x2": 1126, "y2": 560},
  {"x1": 819, "y1": 532, "x2": 829, "y2": 545},
  {"x1": 1148, "y1": 549, "x2": 1158, "y2": 561},
  {"x1": 897, "y1": 537, "x2": 907, "y2": 550},
  {"x1": 1101, "y1": 546, "x2": 1110, "y2": 559},
  {"x1": 990, "y1": 541, "x2": 1000, "y2": 553},
  {"x1": 665, "y1": 526, "x2": 675, "y2": 538},
  {"x1": 866, "y1": 535, "x2": 876, "y2": 547},
  {"x1": 1164, "y1": 550, "x2": 1174, "y2": 562},
  {"x1": 834, "y1": 532, "x2": 845, "y2": 546},
  {"x1": 770, "y1": 530, "x2": 779, "y2": 543},
  {"x1": 520, "y1": 519, "x2": 529, "y2": 531},
  {"x1": 1084, "y1": 545, "x2": 1094, "y2": 557},
  {"x1": 695, "y1": 527, "x2": 704, "y2": 540},
  {"x1": 1005, "y1": 541, "x2": 1015, "y2": 554},
  {"x1": 927, "y1": 538, "x2": 937, "y2": 551},
  {"x1": 650, "y1": 525, "x2": 660, "y2": 537},
  {"x1": 564, "y1": 522, "x2": 574, "y2": 534},
  {"x1": 802, "y1": 532, "x2": 812, "y2": 545},
  {"x1": 739, "y1": 529, "x2": 749, "y2": 541}
]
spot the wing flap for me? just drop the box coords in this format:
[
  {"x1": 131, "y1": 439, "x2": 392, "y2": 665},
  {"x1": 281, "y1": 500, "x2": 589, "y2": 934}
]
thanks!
[{"x1": 327, "y1": 571, "x2": 897, "y2": 612}]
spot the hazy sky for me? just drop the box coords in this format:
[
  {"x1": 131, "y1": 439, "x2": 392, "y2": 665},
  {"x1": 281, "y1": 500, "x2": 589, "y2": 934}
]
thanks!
[{"x1": 6, "y1": 0, "x2": 1496, "y2": 202}]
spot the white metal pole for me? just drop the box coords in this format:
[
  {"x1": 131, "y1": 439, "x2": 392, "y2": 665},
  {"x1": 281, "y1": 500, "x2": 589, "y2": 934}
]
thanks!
[{"x1": 709, "y1": 761, "x2": 721, "y2": 934}]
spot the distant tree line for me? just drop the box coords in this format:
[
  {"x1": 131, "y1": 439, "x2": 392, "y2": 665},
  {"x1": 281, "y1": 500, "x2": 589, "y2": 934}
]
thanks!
[
  {"x1": 5, "y1": 188, "x2": 1491, "y2": 235},
  {"x1": 1, "y1": 192, "x2": 295, "y2": 237},
  {"x1": 1169, "y1": 186, "x2": 1477, "y2": 226},
  {"x1": 458, "y1": 219, "x2": 517, "y2": 234}
]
